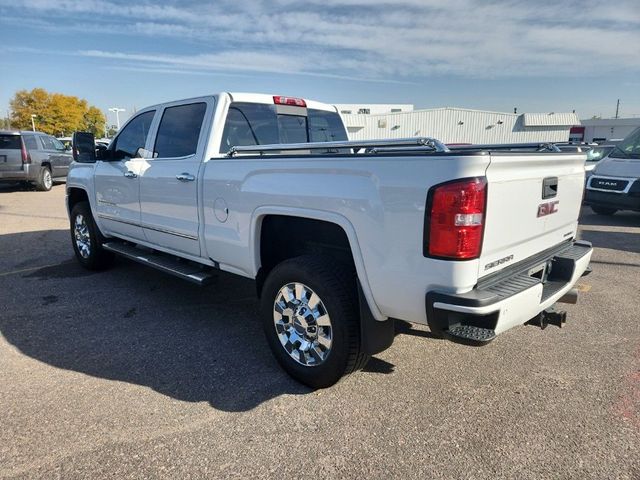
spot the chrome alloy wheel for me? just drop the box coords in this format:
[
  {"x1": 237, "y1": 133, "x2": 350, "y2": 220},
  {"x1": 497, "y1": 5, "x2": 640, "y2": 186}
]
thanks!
[
  {"x1": 43, "y1": 169, "x2": 52, "y2": 190},
  {"x1": 273, "y1": 282, "x2": 333, "y2": 366},
  {"x1": 74, "y1": 214, "x2": 91, "y2": 259}
]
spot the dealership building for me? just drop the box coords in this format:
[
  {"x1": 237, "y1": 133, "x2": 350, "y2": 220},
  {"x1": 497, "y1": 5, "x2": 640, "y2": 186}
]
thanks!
[
  {"x1": 336, "y1": 104, "x2": 579, "y2": 144},
  {"x1": 571, "y1": 118, "x2": 640, "y2": 143}
]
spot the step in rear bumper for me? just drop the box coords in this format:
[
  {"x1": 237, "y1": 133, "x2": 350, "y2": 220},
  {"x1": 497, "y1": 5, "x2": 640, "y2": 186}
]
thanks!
[{"x1": 425, "y1": 240, "x2": 593, "y2": 340}]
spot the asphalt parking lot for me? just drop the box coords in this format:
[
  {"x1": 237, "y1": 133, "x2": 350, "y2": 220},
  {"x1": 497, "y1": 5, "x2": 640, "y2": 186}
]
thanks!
[{"x1": 0, "y1": 182, "x2": 638, "y2": 479}]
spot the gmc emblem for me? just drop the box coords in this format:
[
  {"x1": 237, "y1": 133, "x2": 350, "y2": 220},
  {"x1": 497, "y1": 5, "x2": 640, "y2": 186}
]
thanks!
[{"x1": 537, "y1": 200, "x2": 559, "y2": 217}]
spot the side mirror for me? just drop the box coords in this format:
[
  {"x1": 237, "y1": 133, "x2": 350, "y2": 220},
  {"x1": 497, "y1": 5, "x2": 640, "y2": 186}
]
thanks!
[
  {"x1": 95, "y1": 144, "x2": 114, "y2": 161},
  {"x1": 72, "y1": 131, "x2": 96, "y2": 163}
]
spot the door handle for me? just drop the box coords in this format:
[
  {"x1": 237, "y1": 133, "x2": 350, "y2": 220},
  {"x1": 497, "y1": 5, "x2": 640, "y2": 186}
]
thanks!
[
  {"x1": 176, "y1": 173, "x2": 195, "y2": 182},
  {"x1": 124, "y1": 171, "x2": 137, "y2": 178}
]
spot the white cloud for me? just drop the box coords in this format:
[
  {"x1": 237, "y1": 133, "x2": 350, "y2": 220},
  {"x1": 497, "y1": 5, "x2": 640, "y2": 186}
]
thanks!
[
  {"x1": 2, "y1": 0, "x2": 639, "y2": 80},
  {"x1": 84, "y1": 49, "x2": 418, "y2": 84}
]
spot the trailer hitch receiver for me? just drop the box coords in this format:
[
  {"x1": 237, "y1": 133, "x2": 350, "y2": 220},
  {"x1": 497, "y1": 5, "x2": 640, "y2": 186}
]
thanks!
[{"x1": 527, "y1": 307, "x2": 567, "y2": 330}]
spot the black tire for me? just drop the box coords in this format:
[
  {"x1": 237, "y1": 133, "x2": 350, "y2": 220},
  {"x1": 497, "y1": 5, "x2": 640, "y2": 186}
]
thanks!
[
  {"x1": 261, "y1": 255, "x2": 370, "y2": 388},
  {"x1": 34, "y1": 166, "x2": 53, "y2": 191},
  {"x1": 70, "y1": 201, "x2": 114, "y2": 270},
  {"x1": 591, "y1": 206, "x2": 617, "y2": 216}
]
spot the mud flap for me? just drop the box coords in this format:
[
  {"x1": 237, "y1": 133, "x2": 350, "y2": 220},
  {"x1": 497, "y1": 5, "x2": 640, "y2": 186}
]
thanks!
[{"x1": 358, "y1": 282, "x2": 395, "y2": 355}]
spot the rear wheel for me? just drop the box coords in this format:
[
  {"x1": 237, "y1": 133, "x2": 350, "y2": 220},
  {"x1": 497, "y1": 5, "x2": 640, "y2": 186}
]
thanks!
[
  {"x1": 34, "y1": 166, "x2": 53, "y2": 191},
  {"x1": 261, "y1": 255, "x2": 369, "y2": 388},
  {"x1": 591, "y1": 206, "x2": 617, "y2": 216},
  {"x1": 70, "y1": 201, "x2": 114, "y2": 270}
]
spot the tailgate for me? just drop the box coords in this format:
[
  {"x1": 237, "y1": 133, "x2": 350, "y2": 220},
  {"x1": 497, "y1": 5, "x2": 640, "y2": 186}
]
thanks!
[
  {"x1": 0, "y1": 148, "x2": 23, "y2": 172},
  {"x1": 0, "y1": 134, "x2": 23, "y2": 172},
  {"x1": 479, "y1": 152, "x2": 586, "y2": 278}
]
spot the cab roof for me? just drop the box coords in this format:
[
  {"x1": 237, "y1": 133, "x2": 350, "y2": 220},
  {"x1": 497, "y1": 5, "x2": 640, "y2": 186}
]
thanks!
[
  {"x1": 226, "y1": 92, "x2": 338, "y2": 113},
  {"x1": 139, "y1": 92, "x2": 338, "y2": 114}
]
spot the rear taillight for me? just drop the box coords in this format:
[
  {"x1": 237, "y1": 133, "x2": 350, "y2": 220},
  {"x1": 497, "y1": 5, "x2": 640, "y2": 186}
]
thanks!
[
  {"x1": 273, "y1": 95, "x2": 307, "y2": 107},
  {"x1": 425, "y1": 177, "x2": 487, "y2": 260},
  {"x1": 20, "y1": 137, "x2": 31, "y2": 164}
]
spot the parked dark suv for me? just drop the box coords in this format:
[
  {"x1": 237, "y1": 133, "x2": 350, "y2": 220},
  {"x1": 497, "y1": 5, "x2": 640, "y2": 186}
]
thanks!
[{"x1": 0, "y1": 130, "x2": 73, "y2": 191}]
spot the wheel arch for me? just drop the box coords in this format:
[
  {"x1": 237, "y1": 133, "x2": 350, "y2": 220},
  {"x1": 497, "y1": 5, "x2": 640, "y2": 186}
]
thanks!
[
  {"x1": 66, "y1": 187, "x2": 90, "y2": 215},
  {"x1": 251, "y1": 206, "x2": 385, "y2": 321}
]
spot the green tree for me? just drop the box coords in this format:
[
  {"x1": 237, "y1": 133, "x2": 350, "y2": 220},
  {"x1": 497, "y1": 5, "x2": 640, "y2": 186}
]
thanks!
[{"x1": 9, "y1": 88, "x2": 105, "y2": 136}]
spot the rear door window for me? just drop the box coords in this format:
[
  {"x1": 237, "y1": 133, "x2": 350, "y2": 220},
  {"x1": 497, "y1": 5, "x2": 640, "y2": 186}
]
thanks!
[
  {"x1": 153, "y1": 103, "x2": 207, "y2": 158},
  {"x1": 112, "y1": 110, "x2": 156, "y2": 158},
  {"x1": 0, "y1": 135, "x2": 21, "y2": 150}
]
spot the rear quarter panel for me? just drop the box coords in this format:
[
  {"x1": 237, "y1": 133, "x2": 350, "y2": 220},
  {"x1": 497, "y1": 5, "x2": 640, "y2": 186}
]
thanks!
[{"x1": 201, "y1": 154, "x2": 490, "y2": 323}]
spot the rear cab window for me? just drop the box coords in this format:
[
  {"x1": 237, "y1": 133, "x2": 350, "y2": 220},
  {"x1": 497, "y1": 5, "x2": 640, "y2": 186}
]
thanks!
[{"x1": 220, "y1": 102, "x2": 348, "y2": 153}]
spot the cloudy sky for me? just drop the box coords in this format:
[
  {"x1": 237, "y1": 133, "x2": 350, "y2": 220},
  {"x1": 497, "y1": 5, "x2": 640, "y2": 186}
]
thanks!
[{"x1": 1, "y1": 0, "x2": 639, "y2": 125}]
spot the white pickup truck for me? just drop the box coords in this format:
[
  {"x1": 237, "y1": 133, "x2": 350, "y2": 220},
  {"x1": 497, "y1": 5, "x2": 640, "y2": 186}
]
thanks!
[{"x1": 68, "y1": 92, "x2": 592, "y2": 388}]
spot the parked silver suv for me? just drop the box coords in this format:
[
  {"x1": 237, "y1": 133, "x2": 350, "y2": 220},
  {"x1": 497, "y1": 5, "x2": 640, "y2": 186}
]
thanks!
[{"x1": 0, "y1": 130, "x2": 73, "y2": 191}]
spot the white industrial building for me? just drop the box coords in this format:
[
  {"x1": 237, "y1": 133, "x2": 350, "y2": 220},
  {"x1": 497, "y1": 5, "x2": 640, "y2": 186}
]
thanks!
[
  {"x1": 577, "y1": 118, "x2": 640, "y2": 143},
  {"x1": 334, "y1": 104, "x2": 414, "y2": 115},
  {"x1": 338, "y1": 105, "x2": 579, "y2": 144}
]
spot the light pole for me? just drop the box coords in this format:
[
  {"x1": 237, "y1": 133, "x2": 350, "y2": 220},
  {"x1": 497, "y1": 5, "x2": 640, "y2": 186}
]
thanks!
[
  {"x1": 31, "y1": 114, "x2": 37, "y2": 132},
  {"x1": 108, "y1": 107, "x2": 126, "y2": 130}
]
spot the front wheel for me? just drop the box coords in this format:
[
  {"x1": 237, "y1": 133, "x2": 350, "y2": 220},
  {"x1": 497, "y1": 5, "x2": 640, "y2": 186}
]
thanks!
[
  {"x1": 261, "y1": 255, "x2": 370, "y2": 388},
  {"x1": 70, "y1": 201, "x2": 114, "y2": 270},
  {"x1": 591, "y1": 206, "x2": 617, "y2": 216}
]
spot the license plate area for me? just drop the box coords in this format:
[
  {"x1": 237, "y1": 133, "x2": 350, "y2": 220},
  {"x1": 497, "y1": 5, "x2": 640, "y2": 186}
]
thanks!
[
  {"x1": 528, "y1": 263, "x2": 547, "y2": 280},
  {"x1": 528, "y1": 260, "x2": 554, "y2": 283}
]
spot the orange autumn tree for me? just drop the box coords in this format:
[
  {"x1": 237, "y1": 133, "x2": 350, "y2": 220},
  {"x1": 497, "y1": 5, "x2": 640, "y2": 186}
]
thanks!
[{"x1": 9, "y1": 88, "x2": 106, "y2": 137}]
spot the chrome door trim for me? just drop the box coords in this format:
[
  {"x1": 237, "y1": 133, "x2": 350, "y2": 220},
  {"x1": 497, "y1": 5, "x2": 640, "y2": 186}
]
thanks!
[
  {"x1": 97, "y1": 213, "x2": 199, "y2": 240},
  {"x1": 97, "y1": 214, "x2": 140, "y2": 228}
]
